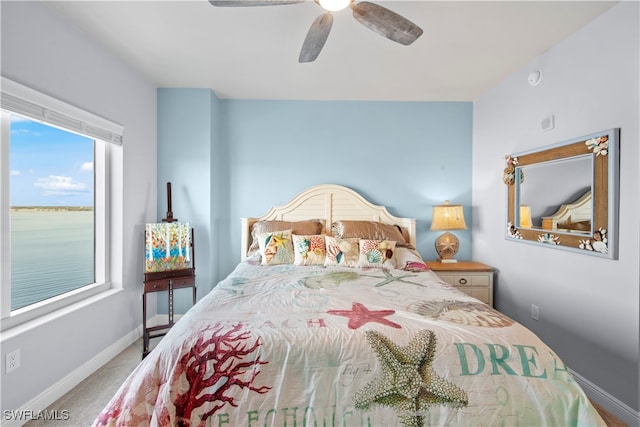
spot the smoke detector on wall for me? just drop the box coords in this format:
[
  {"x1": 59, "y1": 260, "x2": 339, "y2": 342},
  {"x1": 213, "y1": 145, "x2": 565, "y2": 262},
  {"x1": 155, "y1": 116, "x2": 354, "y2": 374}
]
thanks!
[{"x1": 528, "y1": 69, "x2": 542, "y2": 86}]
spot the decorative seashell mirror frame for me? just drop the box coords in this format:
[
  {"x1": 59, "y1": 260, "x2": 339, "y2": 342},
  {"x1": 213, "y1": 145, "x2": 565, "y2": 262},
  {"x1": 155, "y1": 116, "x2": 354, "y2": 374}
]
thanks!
[{"x1": 505, "y1": 128, "x2": 620, "y2": 259}]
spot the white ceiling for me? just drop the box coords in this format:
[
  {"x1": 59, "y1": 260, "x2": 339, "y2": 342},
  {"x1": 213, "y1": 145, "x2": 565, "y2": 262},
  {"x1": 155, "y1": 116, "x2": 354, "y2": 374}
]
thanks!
[{"x1": 48, "y1": 1, "x2": 617, "y2": 101}]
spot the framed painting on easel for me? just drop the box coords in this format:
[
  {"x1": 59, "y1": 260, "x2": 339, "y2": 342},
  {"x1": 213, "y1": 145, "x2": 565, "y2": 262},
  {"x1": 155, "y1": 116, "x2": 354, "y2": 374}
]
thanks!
[{"x1": 144, "y1": 222, "x2": 192, "y2": 273}]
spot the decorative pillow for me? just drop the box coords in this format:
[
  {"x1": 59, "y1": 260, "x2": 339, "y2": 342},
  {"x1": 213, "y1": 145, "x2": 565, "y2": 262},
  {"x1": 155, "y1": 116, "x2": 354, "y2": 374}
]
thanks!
[
  {"x1": 248, "y1": 219, "x2": 325, "y2": 256},
  {"x1": 324, "y1": 236, "x2": 360, "y2": 267},
  {"x1": 395, "y1": 247, "x2": 430, "y2": 272},
  {"x1": 357, "y1": 239, "x2": 397, "y2": 268},
  {"x1": 257, "y1": 230, "x2": 295, "y2": 266},
  {"x1": 293, "y1": 234, "x2": 326, "y2": 266},
  {"x1": 331, "y1": 220, "x2": 412, "y2": 248}
]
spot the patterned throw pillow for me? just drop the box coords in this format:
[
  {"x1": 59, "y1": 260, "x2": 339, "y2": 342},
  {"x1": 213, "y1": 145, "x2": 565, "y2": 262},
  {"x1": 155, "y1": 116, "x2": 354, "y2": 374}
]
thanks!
[
  {"x1": 357, "y1": 239, "x2": 396, "y2": 268},
  {"x1": 395, "y1": 247, "x2": 430, "y2": 272},
  {"x1": 258, "y1": 230, "x2": 295, "y2": 266},
  {"x1": 293, "y1": 234, "x2": 326, "y2": 266},
  {"x1": 247, "y1": 219, "x2": 325, "y2": 256},
  {"x1": 324, "y1": 236, "x2": 360, "y2": 267}
]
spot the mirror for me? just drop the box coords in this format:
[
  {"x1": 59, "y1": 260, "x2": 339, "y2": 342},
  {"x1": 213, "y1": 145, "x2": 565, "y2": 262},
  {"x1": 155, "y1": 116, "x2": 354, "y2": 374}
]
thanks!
[
  {"x1": 505, "y1": 128, "x2": 619, "y2": 259},
  {"x1": 519, "y1": 155, "x2": 592, "y2": 233}
]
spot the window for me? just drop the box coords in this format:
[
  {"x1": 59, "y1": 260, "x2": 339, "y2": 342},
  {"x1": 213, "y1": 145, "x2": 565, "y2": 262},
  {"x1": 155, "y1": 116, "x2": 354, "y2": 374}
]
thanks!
[
  {"x1": 10, "y1": 117, "x2": 96, "y2": 310},
  {"x1": 0, "y1": 77, "x2": 123, "y2": 330}
]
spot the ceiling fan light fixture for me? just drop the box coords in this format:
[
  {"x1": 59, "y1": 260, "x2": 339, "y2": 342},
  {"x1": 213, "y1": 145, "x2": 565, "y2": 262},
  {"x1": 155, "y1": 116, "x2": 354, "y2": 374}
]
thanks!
[{"x1": 319, "y1": 0, "x2": 350, "y2": 12}]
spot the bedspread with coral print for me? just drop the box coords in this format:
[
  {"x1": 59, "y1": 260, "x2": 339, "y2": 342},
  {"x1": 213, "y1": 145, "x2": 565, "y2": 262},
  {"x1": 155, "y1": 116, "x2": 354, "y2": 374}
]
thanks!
[{"x1": 94, "y1": 261, "x2": 605, "y2": 427}]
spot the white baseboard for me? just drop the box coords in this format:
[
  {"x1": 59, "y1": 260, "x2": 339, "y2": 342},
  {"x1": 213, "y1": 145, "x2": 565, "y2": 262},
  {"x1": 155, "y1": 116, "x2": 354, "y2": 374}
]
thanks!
[
  {"x1": 7, "y1": 326, "x2": 142, "y2": 427},
  {"x1": 8, "y1": 315, "x2": 182, "y2": 424},
  {"x1": 571, "y1": 368, "x2": 640, "y2": 427}
]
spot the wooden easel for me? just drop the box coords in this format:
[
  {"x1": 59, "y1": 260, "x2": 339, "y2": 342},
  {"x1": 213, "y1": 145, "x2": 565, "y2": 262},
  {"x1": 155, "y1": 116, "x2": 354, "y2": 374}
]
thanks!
[
  {"x1": 142, "y1": 182, "x2": 196, "y2": 358},
  {"x1": 162, "y1": 182, "x2": 176, "y2": 223}
]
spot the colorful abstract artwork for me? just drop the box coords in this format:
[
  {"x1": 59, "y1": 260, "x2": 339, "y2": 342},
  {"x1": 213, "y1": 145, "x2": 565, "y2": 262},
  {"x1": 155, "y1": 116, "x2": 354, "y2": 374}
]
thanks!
[{"x1": 145, "y1": 222, "x2": 192, "y2": 272}]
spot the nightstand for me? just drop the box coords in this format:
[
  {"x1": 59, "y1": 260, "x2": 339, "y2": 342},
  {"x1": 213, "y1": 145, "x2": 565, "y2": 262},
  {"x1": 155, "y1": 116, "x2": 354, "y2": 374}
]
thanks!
[{"x1": 426, "y1": 261, "x2": 495, "y2": 307}]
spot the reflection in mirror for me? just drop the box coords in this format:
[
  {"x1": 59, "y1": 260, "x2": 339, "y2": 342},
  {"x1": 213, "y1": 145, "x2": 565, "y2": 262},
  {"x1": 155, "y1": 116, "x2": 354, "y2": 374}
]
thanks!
[
  {"x1": 541, "y1": 190, "x2": 592, "y2": 233},
  {"x1": 519, "y1": 205, "x2": 533, "y2": 228},
  {"x1": 505, "y1": 128, "x2": 619, "y2": 259},
  {"x1": 517, "y1": 155, "x2": 592, "y2": 235}
]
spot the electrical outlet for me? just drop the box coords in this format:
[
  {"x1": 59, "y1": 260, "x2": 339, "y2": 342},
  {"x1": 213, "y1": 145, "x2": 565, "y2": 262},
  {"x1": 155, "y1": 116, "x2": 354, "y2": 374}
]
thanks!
[
  {"x1": 531, "y1": 304, "x2": 539, "y2": 321},
  {"x1": 6, "y1": 349, "x2": 20, "y2": 373}
]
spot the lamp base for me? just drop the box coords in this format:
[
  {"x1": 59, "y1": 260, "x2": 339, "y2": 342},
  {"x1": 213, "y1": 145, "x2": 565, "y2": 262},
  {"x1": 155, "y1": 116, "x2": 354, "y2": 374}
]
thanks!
[
  {"x1": 439, "y1": 258, "x2": 459, "y2": 263},
  {"x1": 435, "y1": 231, "x2": 460, "y2": 263}
]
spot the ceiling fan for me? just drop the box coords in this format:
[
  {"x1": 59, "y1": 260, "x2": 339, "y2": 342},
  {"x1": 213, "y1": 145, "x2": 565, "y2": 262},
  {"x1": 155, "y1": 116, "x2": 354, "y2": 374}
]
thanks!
[{"x1": 208, "y1": 0, "x2": 423, "y2": 63}]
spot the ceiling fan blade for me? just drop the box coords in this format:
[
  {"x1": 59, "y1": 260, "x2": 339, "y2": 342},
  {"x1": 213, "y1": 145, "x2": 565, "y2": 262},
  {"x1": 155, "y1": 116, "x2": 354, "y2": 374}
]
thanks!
[
  {"x1": 350, "y1": 1, "x2": 423, "y2": 46},
  {"x1": 299, "y1": 13, "x2": 333, "y2": 63},
  {"x1": 209, "y1": 0, "x2": 304, "y2": 6}
]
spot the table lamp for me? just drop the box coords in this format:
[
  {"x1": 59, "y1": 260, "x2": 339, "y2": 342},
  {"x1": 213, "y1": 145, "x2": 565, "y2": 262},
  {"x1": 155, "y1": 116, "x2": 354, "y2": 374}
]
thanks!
[{"x1": 430, "y1": 200, "x2": 467, "y2": 263}]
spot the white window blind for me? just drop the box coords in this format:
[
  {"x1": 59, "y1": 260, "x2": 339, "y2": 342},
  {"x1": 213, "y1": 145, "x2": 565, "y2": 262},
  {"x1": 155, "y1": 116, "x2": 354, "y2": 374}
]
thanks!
[{"x1": 1, "y1": 76, "x2": 123, "y2": 145}]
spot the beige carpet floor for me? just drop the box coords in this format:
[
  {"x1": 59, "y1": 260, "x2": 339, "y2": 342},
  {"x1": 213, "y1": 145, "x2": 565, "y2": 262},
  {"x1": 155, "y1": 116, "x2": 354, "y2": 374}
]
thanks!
[
  {"x1": 24, "y1": 339, "x2": 145, "y2": 427},
  {"x1": 24, "y1": 337, "x2": 626, "y2": 427}
]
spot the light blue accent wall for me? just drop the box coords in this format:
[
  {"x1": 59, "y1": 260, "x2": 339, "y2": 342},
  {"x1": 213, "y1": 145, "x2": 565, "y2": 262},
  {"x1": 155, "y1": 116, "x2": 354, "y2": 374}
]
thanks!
[
  {"x1": 158, "y1": 94, "x2": 473, "y2": 292},
  {"x1": 224, "y1": 100, "x2": 473, "y2": 269},
  {"x1": 157, "y1": 88, "x2": 223, "y2": 311}
]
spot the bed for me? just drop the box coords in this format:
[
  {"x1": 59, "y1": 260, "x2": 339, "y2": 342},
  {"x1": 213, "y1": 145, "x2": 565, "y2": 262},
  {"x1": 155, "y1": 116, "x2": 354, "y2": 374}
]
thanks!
[{"x1": 95, "y1": 184, "x2": 605, "y2": 427}]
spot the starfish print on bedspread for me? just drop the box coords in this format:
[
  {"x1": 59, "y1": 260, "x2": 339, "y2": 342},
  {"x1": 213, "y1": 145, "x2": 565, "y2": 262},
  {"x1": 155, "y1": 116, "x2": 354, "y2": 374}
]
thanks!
[
  {"x1": 361, "y1": 269, "x2": 424, "y2": 288},
  {"x1": 327, "y1": 302, "x2": 401, "y2": 329},
  {"x1": 354, "y1": 330, "x2": 468, "y2": 427}
]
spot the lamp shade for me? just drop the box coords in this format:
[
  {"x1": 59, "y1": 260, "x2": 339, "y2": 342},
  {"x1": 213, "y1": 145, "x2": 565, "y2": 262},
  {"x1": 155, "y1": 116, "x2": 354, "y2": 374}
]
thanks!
[
  {"x1": 430, "y1": 201, "x2": 467, "y2": 231},
  {"x1": 519, "y1": 205, "x2": 533, "y2": 228}
]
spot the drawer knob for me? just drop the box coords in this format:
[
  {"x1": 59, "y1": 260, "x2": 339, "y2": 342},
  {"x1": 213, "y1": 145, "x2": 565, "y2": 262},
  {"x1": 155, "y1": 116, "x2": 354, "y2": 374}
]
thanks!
[{"x1": 458, "y1": 278, "x2": 467, "y2": 285}]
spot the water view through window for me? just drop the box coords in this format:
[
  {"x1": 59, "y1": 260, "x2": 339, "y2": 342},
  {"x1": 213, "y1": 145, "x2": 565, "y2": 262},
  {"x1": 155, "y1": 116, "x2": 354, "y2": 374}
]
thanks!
[{"x1": 10, "y1": 116, "x2": 95, "y2": 310}]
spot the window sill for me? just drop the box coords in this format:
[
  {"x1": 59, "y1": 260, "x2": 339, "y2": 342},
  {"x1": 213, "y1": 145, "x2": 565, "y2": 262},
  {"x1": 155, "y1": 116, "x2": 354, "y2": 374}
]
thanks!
[{"x1": 0, "y1": 284, "x2": 121, "y2": 337}]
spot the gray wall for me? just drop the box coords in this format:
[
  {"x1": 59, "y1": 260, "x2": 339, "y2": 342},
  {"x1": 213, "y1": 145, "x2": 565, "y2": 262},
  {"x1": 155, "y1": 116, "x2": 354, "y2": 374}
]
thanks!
[
  {"x1": 473, "y1": 2, "x2": 639, "y2": 422},
  {"x1": 1, "y1": 1, "x2": 157, "y2": 414}
]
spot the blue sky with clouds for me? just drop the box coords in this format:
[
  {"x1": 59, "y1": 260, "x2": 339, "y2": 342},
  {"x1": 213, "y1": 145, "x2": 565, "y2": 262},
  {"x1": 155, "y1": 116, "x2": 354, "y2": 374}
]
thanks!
[{"x1": 10, "y1": 116, "x2": 93, "y2": 207}]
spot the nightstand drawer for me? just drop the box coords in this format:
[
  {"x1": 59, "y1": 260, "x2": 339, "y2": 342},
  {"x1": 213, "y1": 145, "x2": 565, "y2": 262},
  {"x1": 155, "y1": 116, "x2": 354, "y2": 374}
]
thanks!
[
  {"x1": 426, "y1": 261, "x2": 495, "y2": 307},
  {"x1": 437, "y1": 273, "x2": 490, "y2": 288},
  {"x1": 461, "y1": 288, "x2": 490, "y2": 303}
]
